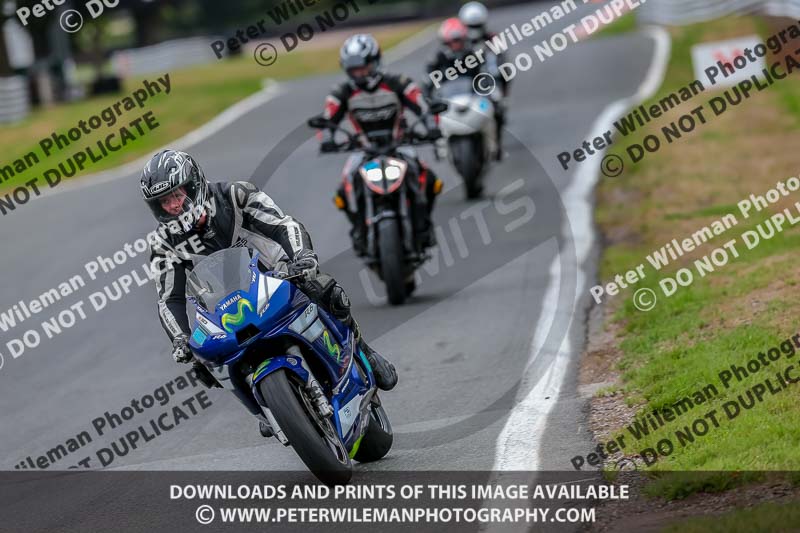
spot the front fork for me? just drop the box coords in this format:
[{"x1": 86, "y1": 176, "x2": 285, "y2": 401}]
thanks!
[
  {"x1": 240, "y1": 345, "x2": 335, "y2": 445},
  {"x1": 289, "y1": 345, "x2": 334, "y2": 419}
]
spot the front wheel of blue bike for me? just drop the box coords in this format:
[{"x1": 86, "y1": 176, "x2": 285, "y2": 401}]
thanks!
[{"x1": 259, "y1": 369, "x2": 352, "y2": 485}]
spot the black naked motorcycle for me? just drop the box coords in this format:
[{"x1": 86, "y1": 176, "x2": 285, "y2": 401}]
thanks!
[{"x1": 308, "y1": 102, "x2": 447, "y2": 306}]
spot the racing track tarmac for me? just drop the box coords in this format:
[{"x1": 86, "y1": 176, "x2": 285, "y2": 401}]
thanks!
[{"x1": 0, "y1": 2, "x2": 657, "y2": 480}]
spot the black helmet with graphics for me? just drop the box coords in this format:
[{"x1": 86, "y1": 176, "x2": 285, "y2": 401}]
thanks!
[
  {"x1": 140, "y1": 149, "x2": 209, "y2": 232},
  {"x1": 340, "y1": 33, "x2": 383, "y2": 91}
]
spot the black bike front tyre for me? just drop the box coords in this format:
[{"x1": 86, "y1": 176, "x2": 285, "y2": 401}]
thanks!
[
  {"x1": 259, "y1": 369, "x2": 352, "y2": 485},
  {"x1": 378, "y1": 218, "x2": 407, "y2": 305}
]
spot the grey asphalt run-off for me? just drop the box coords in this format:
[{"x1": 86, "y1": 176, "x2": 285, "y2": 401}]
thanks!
[{"x1": 0, "y1": 2, "x2": 656, "y2": 477}]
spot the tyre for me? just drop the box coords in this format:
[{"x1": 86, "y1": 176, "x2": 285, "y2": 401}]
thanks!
[
  {"x1": 449, "y1": 135, "x2": 485, "y2": 199},
  {"x1": 353, "y1": 400, "x2": 393, "y2": 463},
  {"x1": 378, "y1": 218, "x2": 407, "y2": 306},
  {"x1": 258, "y1": 369, "x2": 352, "y2": 485}
]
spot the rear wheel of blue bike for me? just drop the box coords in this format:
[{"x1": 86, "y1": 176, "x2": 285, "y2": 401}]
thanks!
[
  {"x1": 353, "y1": 398, "x2": 393, "y2": 463},
  {"x1": 259, "y1": 369, "x2": 352, "y2": 485}
]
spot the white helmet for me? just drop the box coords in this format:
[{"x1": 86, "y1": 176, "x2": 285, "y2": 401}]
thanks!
[{"x1": 459, "y1": 1, "x2": 489, "y2": 40}]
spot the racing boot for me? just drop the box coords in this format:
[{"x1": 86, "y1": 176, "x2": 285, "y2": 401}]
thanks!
[
  {"x1": 419, "y1": 218, "x2": 436, "y2": 249},
  {"x1": 336, "y1": 192, "x2": 368, "y2": 256},
  {"x1": 259, "y1": 420, "x2": 273, "y2": 438},
  {"x1": 358, "y1": 338, "x2": 398, "y2": 391},
  {"x1": 418, "y1": 175, "x2": 443, "y2": 249},
  {"x1": 348, "y1": 318, "x2": 397, "y2": 391},
  {"x1": 349, "y1": 224, "x2": 367, "y2": 257},
  {"x1": 495, "y1": 129, "x2": 504, "y2": 161},
  {"x1": 414, "y1": 204, "x2": 435, "y2": 250},
  {"x1": 494, "y1": 108, "x2": 506, "y2": 161}
]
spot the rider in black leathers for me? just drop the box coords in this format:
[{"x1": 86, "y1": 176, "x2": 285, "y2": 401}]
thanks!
[
  {"x1": 141, "y1": 150, "x2": 399, "y2": 419},
  {"x1": 320, "y1": 34, "x2": 443, "y2": 253}
]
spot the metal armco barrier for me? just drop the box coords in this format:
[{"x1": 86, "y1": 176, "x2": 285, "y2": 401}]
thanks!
[
  {"x1": 112, "y1": 37, "x2": 222, "y2": 78},
  {"x1": 0, "y1": 76, "x2": 30, "y2": 124}
]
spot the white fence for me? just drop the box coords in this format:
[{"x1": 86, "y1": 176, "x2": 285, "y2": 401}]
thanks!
[
  {"x1": 639, "y1": 0, "x2": 800, "y2": 25},
  {"x1": 111, "y1": 36, "x2": 222, "y2": 77}
]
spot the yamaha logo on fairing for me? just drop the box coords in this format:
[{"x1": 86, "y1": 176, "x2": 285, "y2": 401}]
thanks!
[{"x1": 220, "y1": 294, "x2": 242, "y2": 311}]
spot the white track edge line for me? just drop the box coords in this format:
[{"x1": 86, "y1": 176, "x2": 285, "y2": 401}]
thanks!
[
  {"x1": 48, "y1": 81, "x2": 285, "y2": 196},
  {"x1": 491, "y1": 25, "x2": 672, "y2": 472}
]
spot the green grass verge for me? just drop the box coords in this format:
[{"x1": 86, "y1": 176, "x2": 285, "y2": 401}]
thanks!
[
  {"x1": 662, "y1": 499, "x2": 800, "y2": 532},
  {"x1": 596, "y1": 11, "x2": 638, "y2": 37},
  {"x1": 0, "y1": 23, "x2": 427, "y2": 193},
  {"x1": 594, "y1": 15, "x2": 800, "y2": 498}
]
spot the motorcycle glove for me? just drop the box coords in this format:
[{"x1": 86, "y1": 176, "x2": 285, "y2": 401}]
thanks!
[
  {"x1": 289, "y1": 249, "x2": 320, "y2": 281},
  {"x1": 320, "y1": 139, "x2": 339, "y2": 153},
  {"x1": 172, "y1": 334, "x2": 194, "y2": 364},
  {"x1": 424, "y1": 115, "x2": 442, "y2": 141}
]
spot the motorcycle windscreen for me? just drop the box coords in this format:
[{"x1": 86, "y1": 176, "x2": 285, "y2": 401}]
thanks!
[{"x1": 186, "y1": 248, "x2": 253, "y2": 310}]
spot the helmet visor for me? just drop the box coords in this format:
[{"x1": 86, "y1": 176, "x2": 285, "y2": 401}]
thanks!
[
  {"x1": 446, "y1": 38, "x2": 466, "y2": 51},
  {"x1": 145, "y1": 182, "x2": 202, "y2": 229},
  {"x1": 466, "y1": 26, "x2": 484, "y2": 40},
  {"x1": 347, "y1": 61, "x2": 382, "y2": 90},
  {"x1": 346, "y1": 62, "x2": 377, "y2": 81}
]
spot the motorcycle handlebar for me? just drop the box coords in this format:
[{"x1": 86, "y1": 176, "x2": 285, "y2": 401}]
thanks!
[
  {"x1": 327, "y1": 132, "x2": 440, "y2": 156},
  {"x1": 308, "y1": 114, "x2": 442, "y2": 156},
  {"x1": 267, "y1": 271, "x2": 307, "y2": 283}
]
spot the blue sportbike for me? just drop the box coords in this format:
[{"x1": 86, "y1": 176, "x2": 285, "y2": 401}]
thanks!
[{"x1": 186, "y1": 247, "x2": 393, "y2": 485}]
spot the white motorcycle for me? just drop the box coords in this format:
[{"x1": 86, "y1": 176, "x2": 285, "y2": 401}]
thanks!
[{"x1": 435, "y1": 77, "x2": 498, "y2": 199}]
